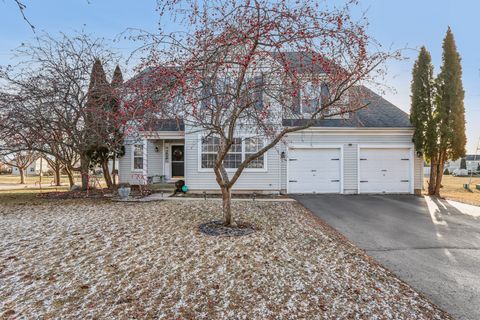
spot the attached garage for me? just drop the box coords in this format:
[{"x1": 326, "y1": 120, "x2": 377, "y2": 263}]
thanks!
[
  {"x1": 287, "y1": 147, "x2": 342, "y2": 193},
  {"x1": 359, "y1": 147, "x2": 412, "y2": 194}
]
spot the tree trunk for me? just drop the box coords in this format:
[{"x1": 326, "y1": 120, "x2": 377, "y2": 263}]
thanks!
[
  {"x1": 65, "y1": 167, "x2": 75, "y2": 187},
  {"x1": 428, "y1": 156, "x2": 437, "y2": 195},
  {"x1": 221, "y1": 186, "x2": 232, "y2": 226},
  {"x1": 19, "y1": 167, "x2": 26, "y2": 184},
  {"x1": 434, "y1": 153, "x2": 445, "y2": 196},
  {"x1": 80, "y1": 154, "x2": 90, "y2": 190},
  {"x1": 112, "y1": 154, "x2": 117, "y2": 187},
  {"x1": 54, "y1": 163, "x2": 61, "y2": 186},
  {"x1": 102, "y1": 159, "x2": 113, "y2": 189}
]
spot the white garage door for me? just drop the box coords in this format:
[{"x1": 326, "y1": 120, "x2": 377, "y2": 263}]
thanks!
[
  {"x1": 359, "y1": 148, "x2": 411, "y2": 193},
  {"x1": 288, "y1": 148, "x2": 341, "y2": 193}
]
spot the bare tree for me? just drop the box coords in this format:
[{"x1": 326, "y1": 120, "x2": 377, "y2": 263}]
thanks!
[
  {"x1": 0, "y1": 32, "x2": 123, "y2": 190},
  {"x1": 125, "y1": 0, "x2": 397, "y2": 225},
  {"x1": 0, "y1": 151, "x2": 37, "y2": 184}
]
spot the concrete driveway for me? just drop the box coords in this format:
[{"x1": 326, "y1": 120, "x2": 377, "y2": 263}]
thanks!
[{"x1": 293, "y1": 194, "x2": 480, "y2": 320}]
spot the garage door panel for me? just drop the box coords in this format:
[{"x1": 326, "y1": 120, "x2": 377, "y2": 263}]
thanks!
[
  {"x1": 359, "y1": 148, "x2": 411, "y2": 193},
  {"x1": 288, "y1": 148, "x2": 341, "y2": 193}
]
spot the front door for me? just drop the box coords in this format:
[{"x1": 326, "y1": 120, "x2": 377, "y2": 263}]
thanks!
[{"x1": 171, "y1": 145, "x2": 185, "y2": 177}]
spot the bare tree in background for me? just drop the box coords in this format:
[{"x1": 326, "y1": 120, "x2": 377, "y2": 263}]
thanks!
[
  {"x1": 0, "y1": 150, "x2": 38, "y2": 184},
  {"x1": 0, "y1": 32, "x2": 124, "y2": 190}
]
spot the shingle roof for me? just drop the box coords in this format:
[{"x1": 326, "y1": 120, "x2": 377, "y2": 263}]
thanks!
[
  {"x1": 271, "y1": 51, "x2": 329, "y2": 74},
  {"x1": 283, "y1": 86, "x2": 412, "y2": 128},
  {"x1": 465, "y1": 155, "x2": 480, "y2": 161},
  {"x1": 142, "y1": 119, "x2": 185, "y2": 132}
]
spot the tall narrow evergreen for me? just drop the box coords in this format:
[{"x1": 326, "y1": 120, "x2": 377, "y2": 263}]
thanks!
[
  {"x1": 433, "y1": 27, "x2": 466, "y2": 195},
  {"x1": 109, "y1": 65, "x2": 124, "y2": 186},
  {"x1": 410, "y1": 46, "x2": 437, "y2": 194},
  {"x1": 85, "y1": 59, "x2": 114, "y2": 189},
  {"x1": 111, "y1": 65, "x2": 124, "y2": 88}
]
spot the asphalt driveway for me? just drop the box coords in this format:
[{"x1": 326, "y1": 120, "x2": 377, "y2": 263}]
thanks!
[{"x1": 293, "y1": 194, "x2": 480, "y2": 320}]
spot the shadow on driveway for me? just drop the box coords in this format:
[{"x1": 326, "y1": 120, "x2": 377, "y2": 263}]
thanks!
[{"x1": 293, "y1": 194, "x2": 480, "y2": 320}]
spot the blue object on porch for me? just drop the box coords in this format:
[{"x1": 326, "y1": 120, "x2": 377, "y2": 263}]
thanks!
[{"x1": 181, "y1": 185, "x2": 188, "y2": 193}]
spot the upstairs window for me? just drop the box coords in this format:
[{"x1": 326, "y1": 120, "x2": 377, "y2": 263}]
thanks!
[
  {"x1": 133, "y1": 144, "x2": 144, "y2": 171},
  {"x1": 291, "y1": 82, "x2": 332, "y2": 115},
  {"x1": 300, "y1": 82, "x2": 320, "y2": 114}
]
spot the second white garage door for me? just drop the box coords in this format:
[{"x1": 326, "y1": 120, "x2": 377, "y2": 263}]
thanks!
[
  {"x1": 288, "y1": 148, "x2": 341, "y2": 193},
  {"x1": 359, "y1": 148, "x2": 411, "y2": 193}
]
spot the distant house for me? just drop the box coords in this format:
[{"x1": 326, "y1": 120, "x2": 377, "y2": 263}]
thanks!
[
  {"x1": 445, "y1": 155, "x2": 480, "y2": 173},
  {"x1": 11, "y1": 158, "x2": 49, "y2": 176},
  {"x1": 0, "y1": 161, "x2": 11, "y2": 174}
]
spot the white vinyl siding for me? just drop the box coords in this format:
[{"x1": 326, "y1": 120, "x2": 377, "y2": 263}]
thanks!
[
  {"x1": 147, "y1": 140, "x2": 164, "y2": 177},
  {"x1": 414, "y1": 153, "x2": 424, "y2": 191},
  {"x1": 343, "y1": 144, "x2": 358, "y2": 194},
  {"x1": 118, "y1": 138, "x2": 148, "y2": 185}
]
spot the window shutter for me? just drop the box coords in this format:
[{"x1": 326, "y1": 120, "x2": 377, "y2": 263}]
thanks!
[
  {"x1": 320, "y1": 82, "x2": 330, "y2": 106},
  {"x1": 292, "y1": 91, "x2": 301, "y2": 114},
  {"x1": 254, "y1": 75, "x2": 264, "y2": 110}
]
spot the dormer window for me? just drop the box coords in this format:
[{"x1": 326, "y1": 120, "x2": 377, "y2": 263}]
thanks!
[
  {"x1": 300, "y1": 82, "x2": 319, "y2": 114},
  {"x1": 294, "y1": 82, "x2": 329, "y2": 115}
]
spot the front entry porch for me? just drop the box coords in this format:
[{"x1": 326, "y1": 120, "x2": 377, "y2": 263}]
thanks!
[{"x1": 147, "y1": 138, "x2": 185, "y2": 183}]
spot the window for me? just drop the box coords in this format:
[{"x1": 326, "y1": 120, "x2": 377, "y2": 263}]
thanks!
[
  {"x1": 200, "y1": 136, "x2": 265, "y2": 170},
  {"x1": 301, "y1": 82, "x2": 320, "y2": 114},
  {"x1": 245, "y1": 137, "x2": 264, "y2": 168},
  {"x1": 201, "y1": 136, "x2": 219, "y2": 168},
  {"x1": 293, "y1": 82, "x2": 331, "y2": 115},
  {"x1": 133, "y1": 144, "x2": 144, "y2": 170},
  {"x1": 224, "y1": 138, "x2": 242, "y2": 168}
]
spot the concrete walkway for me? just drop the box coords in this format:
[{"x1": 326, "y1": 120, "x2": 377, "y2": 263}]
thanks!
[
  {"x1": 113, "y1": 193, "x2": 296, "y2": 202},
  {"x1": 293, "y1": 194, "x2": 480, "y2": 320}
]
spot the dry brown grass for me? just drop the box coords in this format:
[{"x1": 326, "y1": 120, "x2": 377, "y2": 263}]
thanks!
[
  {"x1": 0, "y1": 200, "x2": 450, "y2": 319},
  {"x1": 424, "y1": 175, "x2": 480, "y2": 206},
  {"x1": 0, "y1": 174, "x2": 68, "y2": 185}
]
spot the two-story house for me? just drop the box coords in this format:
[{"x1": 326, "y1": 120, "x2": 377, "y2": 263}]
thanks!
[{"x1": 118, "y1": 52, "x2": 423, "y2": 195}]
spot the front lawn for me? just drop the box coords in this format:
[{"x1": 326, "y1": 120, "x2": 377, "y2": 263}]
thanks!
[
  {"x1": 425, "y1": 175, "x2": 480, "y2": 206},
  {"x1": 0, "y1": 200, "x2": 449, "y2": 319}
]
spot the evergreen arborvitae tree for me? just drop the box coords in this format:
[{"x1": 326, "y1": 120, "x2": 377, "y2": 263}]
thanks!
[
  {"x1": 85, "y1": 59, "x2": 113, "y2": 188},
  {"x1": 433, "y1": 27, "x2": 466, "y2": 195},
  {"x1": 109, "y1": 65, "x2": 124, "y2": 186},
  {"x1": 111, "y1": 65, "x2": 124, "y2": 88},
  {"x1": 410, "y1": 46, "x2": 437, "y2": 194}
]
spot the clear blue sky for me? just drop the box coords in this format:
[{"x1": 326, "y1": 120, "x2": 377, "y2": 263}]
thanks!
[{"x1": 1, "y1": 0, "x2": 479, "y2": 153}]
